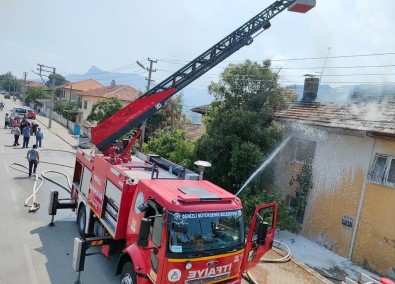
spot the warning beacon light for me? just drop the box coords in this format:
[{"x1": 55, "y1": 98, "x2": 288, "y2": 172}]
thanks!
[{"x1": 288, "y1": 0, "x2": 316, "y2": 13}]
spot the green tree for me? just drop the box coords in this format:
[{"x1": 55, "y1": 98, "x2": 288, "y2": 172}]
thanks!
[
  {"x1": 195, "y1": 60, "x2": 293, "y2": 194},
  {"x1": 289, "y1": 164, "x2": 313, "y2": 225},
  {"x1": 0, "y1": 72, "x2": 20, "y2": 93},
  {"x1": 24, "y1": 86, "x2": 49, "y2": 105},
  {"x1": 145, "y1": 129, "x2": 195, "y2": 167},
  {"x1": 46, "y1": 73, "x2": 68, "y2": 87},
  {"x1": 54, "y1": 101, "x2": 79, "y2": 121},
  {"x1": 87, "y1": 98, "x2": 123, "y2": 124},
  {"x1": 145, "y1": 93, "x2": 185, "y2": 141}
]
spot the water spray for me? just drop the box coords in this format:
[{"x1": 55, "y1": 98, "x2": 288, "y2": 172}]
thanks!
[{"x1": 236, "y1": 136, "x2": 292, "y2": 196}]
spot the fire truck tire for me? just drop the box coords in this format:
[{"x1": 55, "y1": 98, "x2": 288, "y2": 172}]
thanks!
[
  {"x1": 120, "y1": 262, "x2": 137, "y2": 284},
  {"x1": 77, "y1": 204, "x2": 86, "y2": 237}
]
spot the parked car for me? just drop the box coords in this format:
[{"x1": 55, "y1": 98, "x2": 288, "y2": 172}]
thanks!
[
  {"x1": 27, "y1": 109, "x2": 36, "y2": 119},
  {"x1": 11, "y1": 106, "x2": 31, "y2": 118},
  {"x1": 4, "y1": 92, "x2": 10, "y2": 99}
]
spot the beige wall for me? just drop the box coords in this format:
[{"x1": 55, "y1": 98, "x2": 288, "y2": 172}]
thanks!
[
  {"x1": 275, "y1": 128, "x2": 395, "y2": 277},
  {"x1": 352, "y1": 138, "x2": 395, "y2": 277},
  {"x1": 303, "y1": 134, "x2": 373, "y2": 255}
]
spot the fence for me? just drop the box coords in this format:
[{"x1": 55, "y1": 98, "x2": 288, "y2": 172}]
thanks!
[{"x1": 41, "y1": 109, "x2": 91, "y2": 141}]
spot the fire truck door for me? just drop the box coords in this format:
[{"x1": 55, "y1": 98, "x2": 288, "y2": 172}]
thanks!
[
  {"x1": 143, "y1": 200, "x2": 166, "y2": 282},
  {"x1": 241, "y1": 202, "x2": 277, "y2": 272}
]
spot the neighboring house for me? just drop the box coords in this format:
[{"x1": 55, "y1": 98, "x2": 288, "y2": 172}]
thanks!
[
  {"x1": 191, "y1": 105, "x2": 209, "y2": 137},
  {"x1": 274, "y1": 101, "x2": 395, "y2": 278},
  {"x1": 183, "y1": 122, "x2": 203, "y2": 140},
  {"x1": 75, "y1": 84, "x2": 141, "y2": 122},
  {"x1": 26, "y1": 81, "x2": 44, "y2": 88},
  {"x1": 58, "y1": 79, "x2": 103, "y2": 104}
]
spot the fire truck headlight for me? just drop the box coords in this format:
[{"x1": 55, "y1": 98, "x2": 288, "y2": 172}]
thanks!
[{"x1": 185, "y1": 261, "x2": 192, "y2": 270}]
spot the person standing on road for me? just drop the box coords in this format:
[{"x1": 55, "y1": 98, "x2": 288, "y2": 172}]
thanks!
[
  {"x1": 13, "y1": 125, "x2": 21, "y2": 146},
  {"x1": 10, "y1": 117, "x2": 17, "y2": 133},
  {"x1": 4, "y1": 113, "x2": 10, "y2": 129},
  {"x1": 36, "y1": 127, "x2": 43, "y2": 147},
  {"x1": 20, "y1": 117, "x2": 28, "y2": 132},
  {"x1": 26, "y1": 144, "x2": 39, "y2": 177},
  {"x1": 22, "y1": 123, "x2": 31, "y2": 148}
]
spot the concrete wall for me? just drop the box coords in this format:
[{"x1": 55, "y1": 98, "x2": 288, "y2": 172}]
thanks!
[
  {"x1": 303, "y1": 134, "x2": 373, "y2": 256},
  {"x1": 352, "y1": 138, "x2": 395, "y2": 278},
  {"x1": 275, "y1": 127, "x2": 395, "y2": 278}
]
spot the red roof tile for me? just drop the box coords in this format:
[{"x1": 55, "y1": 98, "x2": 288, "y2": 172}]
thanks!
[
  {"x1": 62, "y1": 79, "x2": 103, "y2": 91},
  {"x1": 183, "y1": 123, "x2": 203, "y2": 140},
  {"x1": 26, "y1": 81, "x2": 44, "y2": 88},
  {"x1": 77, "y1": 85, "x2": 141, "y2": 102},
  {"x1": 275, "y1": 102, "x2": 395, "y2": 136}
]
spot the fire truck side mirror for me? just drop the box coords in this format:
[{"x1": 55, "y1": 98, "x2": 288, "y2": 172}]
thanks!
[
  {"x1": 137, "y1": 218, "x2": 151, "y2": 247},
  {"x1": 257, "y1": 221, "x2": 269, "y2": 246}
]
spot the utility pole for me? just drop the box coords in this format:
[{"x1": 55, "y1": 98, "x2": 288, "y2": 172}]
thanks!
[
  {"x1": 136, "y1": 58, "x2": 157, "y2": 151},
  {"x1": 22, "y1": 72, "x2": 27, "y2": 104},
  {"x1": 37, "y1": 64, "x2": 56, "y2": 129}
]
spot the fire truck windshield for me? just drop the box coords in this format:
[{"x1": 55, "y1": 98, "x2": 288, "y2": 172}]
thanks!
[{"x1": 168, "y1": 210, "x2": 244, "y2": 254}]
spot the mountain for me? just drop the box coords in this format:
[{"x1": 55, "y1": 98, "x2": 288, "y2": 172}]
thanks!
[{"x1": 65, "y1": 66, "x2": 214, "y2": 123}]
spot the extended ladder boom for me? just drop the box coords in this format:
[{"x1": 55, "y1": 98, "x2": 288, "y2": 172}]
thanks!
[{"x1": 92, "y1": 0, "x2": 315, "y2": 151}]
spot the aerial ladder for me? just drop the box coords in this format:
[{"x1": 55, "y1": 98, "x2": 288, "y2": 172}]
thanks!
[{"x1": 91, "y1": 0, "x2": 316, "y2": 153}]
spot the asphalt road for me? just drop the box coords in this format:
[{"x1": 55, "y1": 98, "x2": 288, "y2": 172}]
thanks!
[{"x1": 0, "y1": 95, "x2": 119, "y2": 284}]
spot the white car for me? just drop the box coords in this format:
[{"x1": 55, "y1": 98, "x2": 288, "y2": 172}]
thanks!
[{"x1": 11, "y1": 106, "x2": 31, "y2": 118}]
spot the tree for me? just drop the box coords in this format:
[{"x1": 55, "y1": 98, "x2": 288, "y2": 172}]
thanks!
[
  {"x1": 54, "y1": 101, "x2": 79, "y2": 121},
  {"x1": 195, "y1": 60, "x2": 294, "y2": 194},
  {"x1": 145, "y1": 93, "x2": 186, "y2": 141},
  {"x1": 24, "y1": 86, "x2": 49, "y2": 105},
  {"x1": 194, "y1": 60, "x2": 297, "y2": 230},
  {"x1": 87, "y1": 98, "x2": 123, "y2": 124},
  {"x1": 145, "y1": 129, "x2": 195, "y2": 167},
  {"x1": 46, "y1": 73, "x2": 68, "y2": 87},
  {"x1": 0, "y1": 72, "x2": 20, "y2": 93}
]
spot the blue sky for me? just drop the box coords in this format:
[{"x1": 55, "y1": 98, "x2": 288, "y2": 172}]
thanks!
[{"x1": 1, "y1": 0, "x2": 395, "y2": 90}]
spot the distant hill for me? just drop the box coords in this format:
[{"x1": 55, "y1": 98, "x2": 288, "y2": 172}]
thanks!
[{"x1": 65, "y1": 66, "x2": 214, "y2": 123}]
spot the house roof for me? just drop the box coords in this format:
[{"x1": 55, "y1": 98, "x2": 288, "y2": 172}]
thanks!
[
  {"x1": 62, "y1": 79, "x2": 103, "y2": 91},
  {"x1": 191, "y1": 105, "x2": 209, "y2": 115},
  {"x1": 183, "y1": 123, "x2": 203, "y2": 140},
  {"x1": 26, "y1": 81, "x2": 44, "y2": 88},
  {"x1": 275, "y1": 102, "x2": 395, "y2": 137},
  {"x1": 76, "y1": 85, "x2": 141, "y2": 102}
]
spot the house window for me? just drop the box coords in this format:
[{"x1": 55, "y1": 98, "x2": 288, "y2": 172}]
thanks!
[
  {"x1": 370, "y1": 154, "x2": 395, "y2": 187},
  {"x1": 293, "y1": 139, "x2": 316, "y2": 165},
  {"x1": 83, "y1": 101, "x2": 87, "y2": 109}
]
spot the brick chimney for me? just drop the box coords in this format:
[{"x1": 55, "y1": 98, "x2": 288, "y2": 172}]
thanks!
[{"x1": 301, "y1": 75, "x2": 319, "y2": 103}]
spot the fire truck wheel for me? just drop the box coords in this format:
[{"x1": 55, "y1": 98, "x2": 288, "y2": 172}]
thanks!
[
  {"x1": 120, "y1": 262, "x2": 137, "y2": 284},
  {"x1": 77, "y1": 204, "x2": 86, "y2": 237}
]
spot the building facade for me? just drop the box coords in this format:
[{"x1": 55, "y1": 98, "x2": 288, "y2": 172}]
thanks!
[{"x1": 274, "y1": 102, "x2": 395, "y2": 278}]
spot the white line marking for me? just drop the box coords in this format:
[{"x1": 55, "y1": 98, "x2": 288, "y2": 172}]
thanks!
[{"x1": 23, "y1": 243, "x2": 38, "y2": 284}]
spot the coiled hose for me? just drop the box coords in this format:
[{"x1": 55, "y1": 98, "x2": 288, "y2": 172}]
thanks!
[{"x1": 10, "y1": 161, "x2": 73, "y2": 213}]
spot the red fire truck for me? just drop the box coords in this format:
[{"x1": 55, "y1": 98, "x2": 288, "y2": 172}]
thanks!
[{"x1": 48, "y1": 1, "x2": 315, "y2": 283}]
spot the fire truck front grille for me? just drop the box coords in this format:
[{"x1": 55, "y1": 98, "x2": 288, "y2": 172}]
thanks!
[{"x1": 185, "y1": 272, "x2": 230, "y2": 284}]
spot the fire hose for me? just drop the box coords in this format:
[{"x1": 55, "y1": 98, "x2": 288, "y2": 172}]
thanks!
[{"x1": 9, "y1": 161, "x2": 73, "y2": 213}]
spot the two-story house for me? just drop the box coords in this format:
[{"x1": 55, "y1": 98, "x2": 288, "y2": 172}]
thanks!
[
  {"x1": 58, "y1": 79, "x2": 103, "y2": 104},
  {"x1": 75, "y1": 84, "x2": 141, "y2": 123}
]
